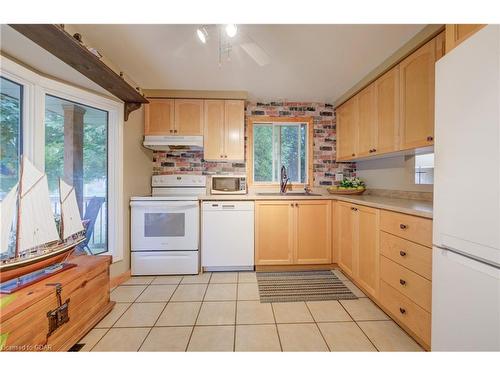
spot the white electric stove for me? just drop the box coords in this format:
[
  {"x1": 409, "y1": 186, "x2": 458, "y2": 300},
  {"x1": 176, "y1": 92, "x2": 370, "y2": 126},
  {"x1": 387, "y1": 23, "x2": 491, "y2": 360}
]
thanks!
[{"x1": 130, "y1": 175, "x2": 206, "y2": 275}]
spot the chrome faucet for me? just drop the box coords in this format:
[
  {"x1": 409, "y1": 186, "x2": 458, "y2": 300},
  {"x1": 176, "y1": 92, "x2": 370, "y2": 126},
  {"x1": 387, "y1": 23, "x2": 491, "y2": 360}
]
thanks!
[{"x1": 280, "y1": 165, "x2": 289, "y2": 194}]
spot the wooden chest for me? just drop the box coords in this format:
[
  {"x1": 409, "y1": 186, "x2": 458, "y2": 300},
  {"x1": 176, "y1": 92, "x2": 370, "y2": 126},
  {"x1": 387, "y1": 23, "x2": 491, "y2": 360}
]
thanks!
[{"x1": 0, "y1": 255, "x2": 114, "y2": 351}]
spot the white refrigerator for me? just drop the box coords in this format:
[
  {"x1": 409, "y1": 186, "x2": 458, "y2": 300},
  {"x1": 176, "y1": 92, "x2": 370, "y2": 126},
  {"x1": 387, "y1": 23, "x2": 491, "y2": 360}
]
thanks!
[{"x1": 433, "y1": 24, "x2": 500, "y2": 351}]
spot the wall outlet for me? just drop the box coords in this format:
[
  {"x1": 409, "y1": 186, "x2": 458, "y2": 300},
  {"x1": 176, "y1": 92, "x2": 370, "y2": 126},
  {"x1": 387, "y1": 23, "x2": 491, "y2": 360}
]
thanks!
[{"x1": 335, "y1": 173, "x2": 343, "y2": 182}]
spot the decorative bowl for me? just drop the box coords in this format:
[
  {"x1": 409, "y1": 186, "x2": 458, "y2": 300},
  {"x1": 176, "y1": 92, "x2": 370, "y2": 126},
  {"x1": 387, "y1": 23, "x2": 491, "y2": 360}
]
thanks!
[{"x1": 327, "y1": 186, "x2": 366, "y2": 195}]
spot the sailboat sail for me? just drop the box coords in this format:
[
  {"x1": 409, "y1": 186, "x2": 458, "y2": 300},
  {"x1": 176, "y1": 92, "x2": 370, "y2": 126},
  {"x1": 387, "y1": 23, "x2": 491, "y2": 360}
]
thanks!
[
  {"x1": 0, "y1": 183, "x2": 18, "y2": 254},
  {"x1": 59, "y1": 179, "x2": 84, "y2": 240},
  {"x1": 18, "y1": 158, "x2": 60, "y2": 253}
]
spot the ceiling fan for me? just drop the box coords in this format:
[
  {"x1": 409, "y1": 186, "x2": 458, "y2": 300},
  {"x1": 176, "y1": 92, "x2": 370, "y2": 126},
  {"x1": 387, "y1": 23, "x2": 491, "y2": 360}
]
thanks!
[{"x1": 196, "y1": 24, "x2": 271, "y2": 67}]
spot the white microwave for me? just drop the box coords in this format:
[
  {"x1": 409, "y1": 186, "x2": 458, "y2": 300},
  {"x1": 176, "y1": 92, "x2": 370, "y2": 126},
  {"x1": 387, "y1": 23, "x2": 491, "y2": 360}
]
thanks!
[{"x1": 211, "y1": 175, "x2": 247, "y2": 195}]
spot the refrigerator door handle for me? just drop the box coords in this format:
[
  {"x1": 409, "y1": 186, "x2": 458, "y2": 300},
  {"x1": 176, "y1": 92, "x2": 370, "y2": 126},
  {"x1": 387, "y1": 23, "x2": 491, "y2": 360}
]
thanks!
[{"x1": 434, "y1": 244, "x2": 500, "y2": 270}]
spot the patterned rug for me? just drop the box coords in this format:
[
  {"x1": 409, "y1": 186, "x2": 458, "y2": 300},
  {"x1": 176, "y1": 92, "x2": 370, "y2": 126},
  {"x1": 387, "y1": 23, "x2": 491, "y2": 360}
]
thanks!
[{"x1": 256, "y1": 270, "x2": 358, "y2": 303}]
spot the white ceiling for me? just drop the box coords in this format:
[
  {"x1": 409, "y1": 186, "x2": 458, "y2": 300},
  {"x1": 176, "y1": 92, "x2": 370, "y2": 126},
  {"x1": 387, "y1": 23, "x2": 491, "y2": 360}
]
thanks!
[{"x1": 71, "y1": 24, "x2": 425, "y2": 103}]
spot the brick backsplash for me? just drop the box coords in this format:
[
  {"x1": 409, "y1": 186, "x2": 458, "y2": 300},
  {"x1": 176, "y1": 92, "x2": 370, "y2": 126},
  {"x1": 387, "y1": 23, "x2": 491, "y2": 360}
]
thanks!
[{"x1": 152, "y1": 101, "x2": 356, "y2": 186}]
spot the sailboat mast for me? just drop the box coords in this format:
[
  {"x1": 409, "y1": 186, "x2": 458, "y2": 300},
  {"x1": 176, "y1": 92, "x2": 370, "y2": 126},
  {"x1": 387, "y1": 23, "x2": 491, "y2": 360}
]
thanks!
[{"x1": 14, "y1": 156, "x2": 24, "y2": 259}]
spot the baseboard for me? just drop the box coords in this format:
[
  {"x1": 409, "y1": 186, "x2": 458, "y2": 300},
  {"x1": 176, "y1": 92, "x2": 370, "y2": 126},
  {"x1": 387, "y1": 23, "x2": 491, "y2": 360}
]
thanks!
[
  {"x1": 255, "y1": 264, "x2": 337, "y2": 272},
  {"x1": 110, "y1": 270, "x2": 131, "y2": 288}
]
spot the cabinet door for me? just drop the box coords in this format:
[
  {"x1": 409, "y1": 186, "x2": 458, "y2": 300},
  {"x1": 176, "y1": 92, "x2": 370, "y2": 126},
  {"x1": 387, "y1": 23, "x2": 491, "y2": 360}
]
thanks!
[
  {"x1": 174, "y1": 99, "x2": 204, "y2": 135},
  {"x1": 435, "y1": 31, "x2": 446, "y2": 60},
  {"x1": 255, "y1": 201, "x2": 294, "y2": 265},
  {"x1": 355, "y1": 205, "x2": 380, "y2": 298},
  {"x1": 224, "y1": 100, "x2": 245, "y2": 160},
  {"x1": 295, "y1": 200, "x2": 332, "y2": 264},
  {"x1": 336, "y1": 97, "x2": 358, "y2": 161},
  {"x1": 357, "y1": 85, "x2": 377, "y2": 158},
  {"x1": 445, "y1": 24, "x2": 485, "y2": 53},
  {"x1": 375, "y1": 66, "x2": 399, "y2": 154},
  {"x1": 399, "y1": 39, "x2": 436, "y2": 150},
  {"x1": 144, "y1": 99, "x2": 174, "y2": 135},
  {"x1": 336, "y1": 202, "x2": 355, "y2": 276},
  {"x1": 203, "y1": 100, "x2": 225, "y2": 160}
]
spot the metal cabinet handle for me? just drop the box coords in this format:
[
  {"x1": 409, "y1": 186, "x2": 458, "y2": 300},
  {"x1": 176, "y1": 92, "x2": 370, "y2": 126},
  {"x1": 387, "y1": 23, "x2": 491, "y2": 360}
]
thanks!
[
  {"x1": 290, "y1": 203, "x2": 294, "y2": 207},
  {"x1": 427, "y1": 136, "x2": 433, "y2": 141},
  {"x1": 400, "y1": 224, "x2": 407, "y2": 230},
  {"x1": 351, "y1": 207, "x2": 358, "y2": 211},
  {"x1": 399, "y1": 250, "x2": 407, "y2": 257},
  {"x1": 295, "y1": 203, "x2": 299, "y2": 207},
  {"x1": 174, "y1": 129, "x2": 178, "y2": 133},
  {"x1": 399, "y1": 307, "x2": 406, "y2": 314},
  {"x1": 351, "y1": 153, "x2": 355, "y2": 157},
  {"x1": 399, "y1": 279, "x2": 406, "y2": 286}
]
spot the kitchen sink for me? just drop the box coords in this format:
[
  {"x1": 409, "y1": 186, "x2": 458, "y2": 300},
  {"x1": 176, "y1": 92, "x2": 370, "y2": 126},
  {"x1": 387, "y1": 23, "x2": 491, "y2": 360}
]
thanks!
[{"x1": 256, "y1": 192, "x2": 322, "y2": 196}]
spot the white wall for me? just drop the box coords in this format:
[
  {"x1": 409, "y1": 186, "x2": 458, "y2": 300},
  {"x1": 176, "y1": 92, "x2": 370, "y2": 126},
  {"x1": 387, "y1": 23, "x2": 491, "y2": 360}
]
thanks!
[
  {"x1": 110, "y1": 106, "x2": 152, "y2": 277},
  {"x1": 356, "y1": 154, "x2": 433, "y2": 193}
]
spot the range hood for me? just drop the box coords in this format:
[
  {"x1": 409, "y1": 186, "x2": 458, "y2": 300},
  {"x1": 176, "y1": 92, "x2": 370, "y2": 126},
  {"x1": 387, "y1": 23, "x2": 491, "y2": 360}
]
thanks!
[{"x1": 143, "y1": 135, "x2": 204, "y2": 151}]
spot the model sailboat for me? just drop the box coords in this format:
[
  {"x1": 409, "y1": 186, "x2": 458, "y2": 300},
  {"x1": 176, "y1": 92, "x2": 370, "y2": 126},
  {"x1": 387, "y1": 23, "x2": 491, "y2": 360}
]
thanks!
[{"x1": 0, "y1": 156, "x2": 86, "y2": 283}]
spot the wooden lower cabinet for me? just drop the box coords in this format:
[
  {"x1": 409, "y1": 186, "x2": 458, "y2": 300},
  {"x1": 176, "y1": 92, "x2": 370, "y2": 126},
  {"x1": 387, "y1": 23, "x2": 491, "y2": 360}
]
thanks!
[
  {"x1": 335, "y1": 201, "x2": 379, "y2": 298},
  {"x1": 336, "y1": 201, "x2": 356, "y2": 276},
  {"x1": 295, "y1": 201, "x2": 332, "y2": 264},
  {"x1": 379, "y1": 280, "x2": 431, "y2": 346},
  {"x1": 255, "y1": 201, "x2": 295, "y2": 265},
  {"x1": 255, "y1": 200, "x2": 332, "y2": 266},
  {"x1": 356, "y1": 205, "x2": 380, "y2": 298},
  {"x1": 335, "y1": 205, "x2": 433, "y2": 349}
]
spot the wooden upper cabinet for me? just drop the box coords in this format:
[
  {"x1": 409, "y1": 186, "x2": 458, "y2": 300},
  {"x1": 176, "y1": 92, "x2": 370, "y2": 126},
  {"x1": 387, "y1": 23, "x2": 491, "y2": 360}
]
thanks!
[
  {"x1": 374, "y1": 66, "x2": 400, "y2": 154},
  {"x1": 144, "y1": 99, "x2": 174, "y2": 135},
  {"x1": 203, "y1": 100, "x2": 225, "y2": 160},
  {"x1": 445, "y1": 24, "x2": 486, "y2": 53},
  {"x1": 399, "y1": 38, "x2": 436, "y2": 150},
  {"x1": 255, "y1": 201, "x2": 294, "y2": 265},
  {"x1": 435, "y1": 31, "x2": 446, "y2": 60},
  {"x1": 357, "y1": 84, "x2": 377, "y2": 158},
  {"x1": 224, "y1": 100, "x2": 245, "y2": 160},
  {"x1": 336, "y1": 96, "x2": 358, "y2": 161},
  {"x1": 295, "y1": 201, "x2": 332, "y2": 264},
  {"x1": 336, "y1": 202, "x2": 355, "y2": 277},
  {"x1": 174, "y1": 99, "x2": 204, "y2": 135},
  {"x1": 356, "y1": 205, "x2": 380, "y2": 298}
]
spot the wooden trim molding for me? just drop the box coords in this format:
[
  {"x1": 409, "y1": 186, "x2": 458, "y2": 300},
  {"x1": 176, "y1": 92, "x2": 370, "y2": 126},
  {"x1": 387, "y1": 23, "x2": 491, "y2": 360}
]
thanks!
[
  {"x1": 110, "y1": 270, "x2": 131, "y2": 288},
  {"x1": 246, "y1": 116, "x2": 314, "y2": 188}
]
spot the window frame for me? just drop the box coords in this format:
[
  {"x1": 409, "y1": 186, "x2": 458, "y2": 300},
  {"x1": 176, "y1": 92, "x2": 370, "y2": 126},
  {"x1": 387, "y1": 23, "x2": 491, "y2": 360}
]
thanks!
[
  {"x1": 0, "y1": 55, "x2": 124, "y2": 263},
  {"x1": 246, "y1": 116, "x2": 314, "y2": 187}
]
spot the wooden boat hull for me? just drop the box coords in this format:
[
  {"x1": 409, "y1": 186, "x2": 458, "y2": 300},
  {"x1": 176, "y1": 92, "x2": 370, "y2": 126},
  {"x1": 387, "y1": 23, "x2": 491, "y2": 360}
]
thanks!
[{"x1": 0, "y1": 238, "x2": 84, "y2": 282}]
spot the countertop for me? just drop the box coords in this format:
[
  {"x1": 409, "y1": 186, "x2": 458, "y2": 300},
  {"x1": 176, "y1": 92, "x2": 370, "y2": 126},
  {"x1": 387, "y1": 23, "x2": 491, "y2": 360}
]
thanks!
[{"x1": 199, "y1": 190, "x2": 433, "y2": 219}]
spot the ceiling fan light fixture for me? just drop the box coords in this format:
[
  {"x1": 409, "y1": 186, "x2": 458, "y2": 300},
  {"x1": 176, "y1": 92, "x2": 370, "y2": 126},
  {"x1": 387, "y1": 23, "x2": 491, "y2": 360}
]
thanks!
[
  {"x1": 197, "y1": 27, "x2": 208, "y2": 43},
  {"x1": 225, "y1": 24, "x2": 237, "y2": 38}
]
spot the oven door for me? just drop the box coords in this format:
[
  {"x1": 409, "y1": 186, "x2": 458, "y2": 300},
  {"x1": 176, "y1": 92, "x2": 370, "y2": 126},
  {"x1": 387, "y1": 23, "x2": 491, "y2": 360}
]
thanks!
[{"x1": 131, "y1": 201, "x2": 199, "y2": 251}]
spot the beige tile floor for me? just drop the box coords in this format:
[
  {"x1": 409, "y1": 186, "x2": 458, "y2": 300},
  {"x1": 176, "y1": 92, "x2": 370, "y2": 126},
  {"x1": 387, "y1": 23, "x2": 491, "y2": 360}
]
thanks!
[{"x1": 80, "y1": 270, "x2": 424, "y2": 352}]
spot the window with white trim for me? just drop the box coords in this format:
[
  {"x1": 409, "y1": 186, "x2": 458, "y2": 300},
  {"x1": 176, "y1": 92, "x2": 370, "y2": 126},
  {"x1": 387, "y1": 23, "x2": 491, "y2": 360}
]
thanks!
[{"x1": 0, "y1": 56, "x2": 124, "y2": 262}]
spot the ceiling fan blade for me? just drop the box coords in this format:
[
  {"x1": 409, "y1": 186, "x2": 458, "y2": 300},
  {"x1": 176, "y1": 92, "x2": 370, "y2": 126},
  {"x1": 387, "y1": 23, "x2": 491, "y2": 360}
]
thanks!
[{"x1": 240, "y1": 42, "x2": 270, "y2": 66}]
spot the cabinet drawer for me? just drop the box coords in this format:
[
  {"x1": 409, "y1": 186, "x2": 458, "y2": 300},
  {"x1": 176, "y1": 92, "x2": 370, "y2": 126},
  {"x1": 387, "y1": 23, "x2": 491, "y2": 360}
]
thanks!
[
  {"x1": 380, "y1": 210, "x2": 432, "y2": 247},
  {"x1": 380, "y1": 255, "x2": 432, "y2": 312},
  {"x1": 380, "y1": 281, "x2": 431, "y2": 346},
  {"x1": 380, "y1": 231, "x2": 432, "y2": 280}
]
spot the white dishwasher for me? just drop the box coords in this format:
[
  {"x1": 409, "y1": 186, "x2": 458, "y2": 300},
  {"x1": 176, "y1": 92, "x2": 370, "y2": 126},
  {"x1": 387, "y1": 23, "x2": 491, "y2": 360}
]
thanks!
[{"x1": 201, "y1": 201, "x2": 254, "y2": 271}]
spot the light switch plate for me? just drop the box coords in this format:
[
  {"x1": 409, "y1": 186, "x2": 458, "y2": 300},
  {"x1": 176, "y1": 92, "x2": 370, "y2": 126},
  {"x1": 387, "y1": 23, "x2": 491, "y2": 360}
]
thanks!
[{"x1": 335, "y1": 173, "x2": 343, "y2": 181}]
